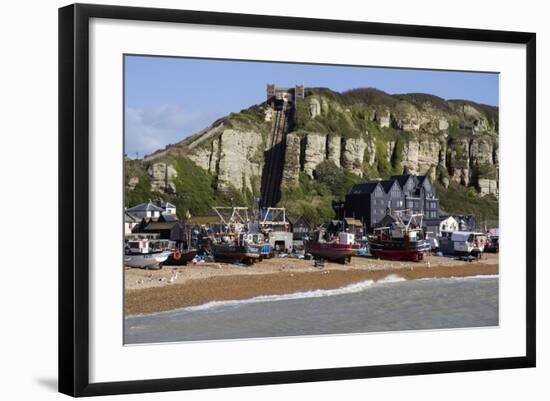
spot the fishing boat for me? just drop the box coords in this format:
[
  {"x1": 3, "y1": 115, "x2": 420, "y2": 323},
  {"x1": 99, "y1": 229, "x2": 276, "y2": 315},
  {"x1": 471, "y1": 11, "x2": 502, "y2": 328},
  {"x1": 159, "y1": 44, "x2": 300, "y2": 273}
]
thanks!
[
  {"x1": 244, "y1": 232, "x2": 273, "y2": 259},
  {"x1": 304, "y1": 229, "x2": 356, "y2": 263},
  {"x1": 368, "y1": 210, "x2": 431, "y2": 262},
  {"x1": 212, "y1": 233, "x2": 262, "y2": 265},
  {"x1": 124, "y1": 238, "x2": 172, "y2": 269},
  {"x1": 164, "y1": 248, "x2": 198, "y2": 265},
  {"x1": 209, "y1": 206, "x2": 269, "y2": 264}
]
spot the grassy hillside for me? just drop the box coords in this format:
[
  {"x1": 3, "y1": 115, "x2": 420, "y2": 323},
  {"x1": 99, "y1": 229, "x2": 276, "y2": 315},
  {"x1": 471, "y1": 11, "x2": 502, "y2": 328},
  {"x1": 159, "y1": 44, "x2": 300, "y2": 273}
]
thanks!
[
  {"x1": 436, "y1": 183, "x2": 499, "y2": 225},
  {"x1": 125, "y1": 156, "x2": 255, "y2": 220}
]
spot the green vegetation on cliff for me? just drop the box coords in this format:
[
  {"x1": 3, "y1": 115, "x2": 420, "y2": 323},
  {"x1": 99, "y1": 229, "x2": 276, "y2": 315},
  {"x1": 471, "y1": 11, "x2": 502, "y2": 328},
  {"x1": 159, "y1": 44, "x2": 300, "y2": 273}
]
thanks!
[
  {"x1": 278, "y1": 162, "x2": 362, "y2": 226},
  {"x1": 125, "y1": 156, "x2": 256, "y2": 219},
  {"x1": 437, "y1": 183, "x2": 499, "y2": 223}
]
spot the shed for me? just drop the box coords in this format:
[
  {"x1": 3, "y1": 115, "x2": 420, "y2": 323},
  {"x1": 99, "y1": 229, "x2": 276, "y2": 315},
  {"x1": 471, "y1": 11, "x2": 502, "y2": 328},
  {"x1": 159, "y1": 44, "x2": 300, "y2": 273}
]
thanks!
[
  {"x1": 142, "y1": 221, "x2": 185, "y2": 243},
  {"x1": 288, "y1": 215, "x2": 313, "y2": 240}
]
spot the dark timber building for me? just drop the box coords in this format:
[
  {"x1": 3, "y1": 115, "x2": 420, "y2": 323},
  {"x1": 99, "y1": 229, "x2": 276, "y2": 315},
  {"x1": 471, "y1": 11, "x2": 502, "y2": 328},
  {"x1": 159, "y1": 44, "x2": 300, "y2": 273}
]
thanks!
[{"x1": 344, "y1": 174, "x2": 439, "y2": 232}]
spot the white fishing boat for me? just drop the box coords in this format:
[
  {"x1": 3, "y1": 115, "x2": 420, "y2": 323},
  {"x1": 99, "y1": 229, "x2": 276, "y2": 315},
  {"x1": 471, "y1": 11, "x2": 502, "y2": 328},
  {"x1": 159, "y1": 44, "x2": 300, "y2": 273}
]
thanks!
[{"x1": 124, "y1": 238, "x2": 172, "y2": 269}]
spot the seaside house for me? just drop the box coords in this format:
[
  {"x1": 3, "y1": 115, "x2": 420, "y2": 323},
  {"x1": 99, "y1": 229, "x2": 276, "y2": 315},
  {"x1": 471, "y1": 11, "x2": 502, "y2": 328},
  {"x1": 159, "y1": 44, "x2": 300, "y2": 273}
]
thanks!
[
  {"x1": 141, "y1": 220, "x2": 186, "y2": 245},
  {"x1": 126, "y1": 201, "x2": 163, "y2": 219},
  {"x1": 288, "y1": 215, "x2": 313, "y2": 240},
  {"x1": 344, "y1": 174, "x2": 439, "y2": 233},
  {"x1": 424, "y1": 215, "x2": 459, "y2": 237},
  {"x1": 124, "y1": 211, "x2": 140, "y2": 236}
]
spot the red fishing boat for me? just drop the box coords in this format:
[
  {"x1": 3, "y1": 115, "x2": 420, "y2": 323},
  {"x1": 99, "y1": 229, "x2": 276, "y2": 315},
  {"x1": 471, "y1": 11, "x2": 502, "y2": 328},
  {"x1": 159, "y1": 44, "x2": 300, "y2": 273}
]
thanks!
[
  {"x1": 368, "y1": 210, "x2": 431, "y2": 262},
  {"x1": 304, "y1": 230, "x2": 356, "y2": 263}
]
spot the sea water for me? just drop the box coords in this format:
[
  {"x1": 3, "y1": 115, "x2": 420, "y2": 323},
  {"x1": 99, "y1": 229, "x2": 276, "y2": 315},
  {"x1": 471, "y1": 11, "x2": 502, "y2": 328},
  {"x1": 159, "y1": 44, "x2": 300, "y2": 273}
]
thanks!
[{"x1": 124, "y1": 275, "x2": 499, "y2": 344}]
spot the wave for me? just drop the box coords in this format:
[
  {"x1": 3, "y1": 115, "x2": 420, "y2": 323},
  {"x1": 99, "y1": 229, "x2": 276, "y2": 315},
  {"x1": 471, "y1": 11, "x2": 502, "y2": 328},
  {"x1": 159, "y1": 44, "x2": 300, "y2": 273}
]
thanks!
[
  {"x1": 127, "y1": 273, "x2": 499, "y2": 317},
  {"x1": 178, "y1": 274, "x2": 412, "y2": 313},
  {"x1": 416, "y1": 274, "x2": 499, "y2": 281},
  {"x1": 184, "y1": 279, "x2": 377, "y2": 312},
  {"x1": 375, "y1": 274, "x2": 407, "y2": 284},
  {"x1": 448, "y1": 274, "x2": 499, "y2": 280}
]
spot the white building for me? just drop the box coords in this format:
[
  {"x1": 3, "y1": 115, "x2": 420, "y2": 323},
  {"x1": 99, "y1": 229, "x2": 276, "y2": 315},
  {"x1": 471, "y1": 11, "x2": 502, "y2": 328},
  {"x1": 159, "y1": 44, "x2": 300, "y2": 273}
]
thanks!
[
  {"x1": 424, "y1": 215, "x2": 459, "y2": 237},
  {"x1": 155, "y1": 200, "x2": 177, "y2": 215},
  {"x1": 440, "y1": 216, "x2": 459, "y2": 234},
  {"x1": 126, "y1": 202, "x2": 163, "y2": 219},
  {"x1": 124, "y1": 211, "x2": 140, "y2": 235}
]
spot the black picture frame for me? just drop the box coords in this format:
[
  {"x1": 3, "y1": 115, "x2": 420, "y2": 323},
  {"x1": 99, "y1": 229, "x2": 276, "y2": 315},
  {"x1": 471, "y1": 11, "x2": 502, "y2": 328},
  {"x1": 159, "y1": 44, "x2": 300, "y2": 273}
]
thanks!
[{"x1": 58, "y1": 3, "x2": 536, "y2": 397}]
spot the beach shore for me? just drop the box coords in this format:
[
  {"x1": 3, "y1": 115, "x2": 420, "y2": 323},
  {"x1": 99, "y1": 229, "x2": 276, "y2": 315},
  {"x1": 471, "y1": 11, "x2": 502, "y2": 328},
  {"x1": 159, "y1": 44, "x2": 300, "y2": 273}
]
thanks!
[{"x1": 125, "y1": 253, "x2": 498, "y2": 315}]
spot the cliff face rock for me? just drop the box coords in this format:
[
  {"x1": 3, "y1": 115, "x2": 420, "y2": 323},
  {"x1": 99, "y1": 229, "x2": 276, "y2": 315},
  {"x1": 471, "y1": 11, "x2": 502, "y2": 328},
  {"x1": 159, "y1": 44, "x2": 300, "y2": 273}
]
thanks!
[
  {"x1": 187, "y1": 146, "x2": 212, "y2": 173},
  {"x1": 128, "y1": 87, "x2": 499, "y2": 205},
  {"x1": 400, "y1": 139, "x2": 441, "y2": 175},
  {"x1": 127, "y1": 177, "x2": 139, "y2": 191},
  {"x1": 214, "y1": 129, "x2": 263, "y2": 192},
  {"x1": 147, "y1": 163, "x2": 178, "y2": 193},
  {"x1": 376, "y1": 110, "x2": 391, "y2": 128},
  {"x1": 342, "y1": 137, "x2": 367, "y2": 177},
  {"x1": 303, "y1": 133, "x2": 326, "y2": 178},
  {"x1": 365, "y1": 137, "x2": 376, "y2": 166},
  {"x1": 448, "y1": 138, "x2": 471, "y2": 186},
  {"x1": 470, "y1": 138, "x2": 494, "y2": 166},
  {"x1": 326, "y1": 135, "x2": 341, "y2": 167},
  {"x1": 392, "y1": 102, "x2": 438, "y2": 133},
  {"x1": 309, "y1": 98, "x2": 321, "y2": 118},
  {"x1": 477, "y1": 179, "x2": 498, "y2": 197},
  {"x1": 282, "y1": 133, "x2": 301, "y2": 187}
]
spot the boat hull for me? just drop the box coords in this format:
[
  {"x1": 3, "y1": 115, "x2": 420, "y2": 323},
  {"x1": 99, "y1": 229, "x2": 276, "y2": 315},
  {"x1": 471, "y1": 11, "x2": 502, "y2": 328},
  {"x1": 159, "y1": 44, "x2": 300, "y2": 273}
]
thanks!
[
  {"x1": 212, "y1": 244, "x2": 262, "y2": 264},
  {"x1": 124, "y1": 251, "x2": 171, "y2": 269},
  {"x1": 304, "y1": 241, "x2": 355, "y2": 262},
  {"x1": 164, "y1": 249, "x2": 198, "y2": 265},
  {"x1": 369, "y1": 240, "x2": 430, "y2": 262},
  {"x1": 259, "y1": 244, "x2": 273, "y2": 258}
]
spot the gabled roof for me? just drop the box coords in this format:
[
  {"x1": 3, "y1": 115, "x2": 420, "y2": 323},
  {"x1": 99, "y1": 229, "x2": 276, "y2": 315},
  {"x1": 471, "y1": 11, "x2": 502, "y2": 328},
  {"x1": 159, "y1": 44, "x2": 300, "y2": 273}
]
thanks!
[
  {"x1": 349, "y1": 182, "x2": 381, "y2": 195},
  {"x1": 124, "y1": 211, "x2": 140, "y2": 223},
  {"x1": 417, "y1": 175, "x2": 430, "y2": 186},
  {"x1": 390, "y1": 174, "x2": 414, "y2": 188},
  {"x1": 380, "y1": 179, "x2": 398, "y2": 193},
  {"x1": 287, "y1": 215, "x2": 312, "y2": 226},
  {"x1": 127, "y1": 202, "x2": 163, "y2": 213}
]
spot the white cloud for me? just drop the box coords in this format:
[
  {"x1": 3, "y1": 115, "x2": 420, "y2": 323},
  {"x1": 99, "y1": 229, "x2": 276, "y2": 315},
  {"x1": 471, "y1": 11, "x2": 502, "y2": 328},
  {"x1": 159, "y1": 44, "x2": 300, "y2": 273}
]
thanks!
[{"x1": 124, "y1": 104, "x2": 211, "y2": 158}]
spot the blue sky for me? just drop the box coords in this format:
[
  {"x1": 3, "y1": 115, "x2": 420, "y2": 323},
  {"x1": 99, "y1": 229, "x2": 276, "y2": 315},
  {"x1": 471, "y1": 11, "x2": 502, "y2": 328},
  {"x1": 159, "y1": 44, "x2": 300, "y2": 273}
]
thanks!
[{"x1": 125, "y1": 55, "x2": 499, "y2": 158}]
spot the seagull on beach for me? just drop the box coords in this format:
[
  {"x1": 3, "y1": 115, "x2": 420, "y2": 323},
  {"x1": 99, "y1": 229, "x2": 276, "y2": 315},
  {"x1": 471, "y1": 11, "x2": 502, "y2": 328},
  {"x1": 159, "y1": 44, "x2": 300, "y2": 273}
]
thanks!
[{"x1": 168, "y1": 271, "x2": 178, "y2": 283}]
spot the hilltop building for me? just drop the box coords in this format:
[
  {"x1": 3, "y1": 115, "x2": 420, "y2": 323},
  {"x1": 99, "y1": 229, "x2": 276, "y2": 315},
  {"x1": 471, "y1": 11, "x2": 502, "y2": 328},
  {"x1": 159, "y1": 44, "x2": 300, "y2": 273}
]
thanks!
[
  {"x1": 344, "y1": 174, "x2": 439, "y2": 232},
  {"x1": 266, "y1": 84, "x2": 304, "y2": 105}
]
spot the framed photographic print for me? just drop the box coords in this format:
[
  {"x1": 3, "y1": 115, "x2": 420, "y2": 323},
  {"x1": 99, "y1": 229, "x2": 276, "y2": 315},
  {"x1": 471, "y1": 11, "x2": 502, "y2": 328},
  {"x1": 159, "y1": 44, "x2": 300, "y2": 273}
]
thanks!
[{"x1": 58, "y1": 3, "x2": 536, "y2": 397}]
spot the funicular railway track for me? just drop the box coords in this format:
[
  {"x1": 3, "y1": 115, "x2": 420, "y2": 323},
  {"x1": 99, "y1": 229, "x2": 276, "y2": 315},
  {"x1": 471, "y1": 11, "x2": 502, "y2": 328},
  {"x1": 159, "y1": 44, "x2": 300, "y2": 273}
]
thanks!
[{"x1": 260, "y1": 101, "x2": 290, "y2": 207}]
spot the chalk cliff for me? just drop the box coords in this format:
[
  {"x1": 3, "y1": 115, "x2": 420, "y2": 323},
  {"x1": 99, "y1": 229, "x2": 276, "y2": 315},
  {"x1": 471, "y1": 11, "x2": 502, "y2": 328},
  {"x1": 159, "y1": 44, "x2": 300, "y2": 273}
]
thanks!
[{"x1": 125, "y1": 87, "x2": 499, "y2": 217}]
